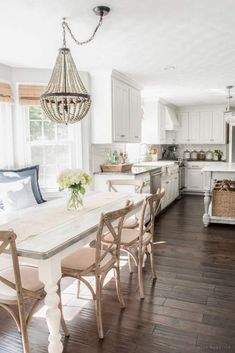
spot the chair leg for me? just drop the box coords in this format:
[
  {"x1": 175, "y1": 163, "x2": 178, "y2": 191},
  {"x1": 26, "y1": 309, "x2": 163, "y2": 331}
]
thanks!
[
  {"x1": 113, "y1": 266, "x2": 125, "y2": 308},
  {"x1": 95, "y1": 276, "x2": 104, "y2": 339},
  {"x1": 128, "y1": 253, "x2": 134, "y2": 273},
  {"x1": 21, "y1": 324, "x2": 30, "y2": 353},
  {"x1": 77, "y1": 279, "x2": 81, "y2": 298},
  {"x1": 150, "y1": 243, "x2": 157, "y2": 279},
  {"x1": 138, "y1": 255, "x2": 145, "y2": 299},
  {"x1": 18, "y1": 302, "x2": 30, "y2": 353},
  {"x1": 142, "y1": 252, "x2": 147, "y2": 268}
]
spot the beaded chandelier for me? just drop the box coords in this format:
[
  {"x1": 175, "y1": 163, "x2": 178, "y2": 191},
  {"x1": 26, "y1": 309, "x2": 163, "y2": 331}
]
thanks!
[{"x1": 40, "y1": 6, "x2": 110, "y2": 124}]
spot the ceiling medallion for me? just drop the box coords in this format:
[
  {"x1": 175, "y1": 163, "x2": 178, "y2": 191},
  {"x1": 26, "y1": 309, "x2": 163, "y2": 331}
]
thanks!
[{"x1": 40, "y1": 6, "x2": 110, "y2": 124}]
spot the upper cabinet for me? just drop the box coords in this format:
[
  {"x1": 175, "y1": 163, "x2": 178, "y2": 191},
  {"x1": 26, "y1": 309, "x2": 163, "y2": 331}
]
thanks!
[
  {"x1": 129, "y1": 88, "x2": 142, "y2": 142},
  {"x1": 177, "y1": 107, "x2": 226, "y2": 144},
  {"x1": 112, "y1": 78, "x2": 130, "y2": 142},
  {"x1": 91, "y1": 70, "x2": 142, "y2": 144},
  {"x1": 141, "y1": 99, "x2": 178, "y2": 144}
]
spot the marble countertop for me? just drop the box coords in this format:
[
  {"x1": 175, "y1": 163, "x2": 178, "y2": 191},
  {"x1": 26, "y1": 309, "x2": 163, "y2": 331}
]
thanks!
[
  {"x1": 202, "y1": 163, "x2": 235, "y2": 172},
  {"x1": 134, "y1": 161, "x2": 175, "y2": 167}
]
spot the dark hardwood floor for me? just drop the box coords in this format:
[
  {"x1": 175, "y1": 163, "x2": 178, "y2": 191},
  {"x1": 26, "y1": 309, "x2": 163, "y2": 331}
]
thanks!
[{"x1": 1, "y1": 195, "x2": 235, "y2": 353}]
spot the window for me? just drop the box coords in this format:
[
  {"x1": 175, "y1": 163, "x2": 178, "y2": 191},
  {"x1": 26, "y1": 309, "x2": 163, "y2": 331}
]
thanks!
[
  {"x1": 0, "y1": 103, "x2": 14, "y2": 169},
  {"x1": 24, "y1": 106, "x2": 82, "y2": 190}
]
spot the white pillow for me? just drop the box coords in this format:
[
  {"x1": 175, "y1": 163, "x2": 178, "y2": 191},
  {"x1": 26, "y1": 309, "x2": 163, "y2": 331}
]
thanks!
[{"x1": 0, "y1": 176, "x2": 37, "y2": 212}]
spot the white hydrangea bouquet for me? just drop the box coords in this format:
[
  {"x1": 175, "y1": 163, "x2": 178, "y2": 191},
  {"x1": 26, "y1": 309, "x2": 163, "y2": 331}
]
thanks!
[{"x1": 58, "y1": 169, "x2": 92, "y2": 210}]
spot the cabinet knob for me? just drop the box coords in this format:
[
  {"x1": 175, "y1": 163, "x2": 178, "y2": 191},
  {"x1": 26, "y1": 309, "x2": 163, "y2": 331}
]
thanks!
[
  {"x1": 120, "y1": 134, "x2": 126, "y2": 138},
  {"x1": 134, "y1": 135, "x2": 139, "y2": 138}
]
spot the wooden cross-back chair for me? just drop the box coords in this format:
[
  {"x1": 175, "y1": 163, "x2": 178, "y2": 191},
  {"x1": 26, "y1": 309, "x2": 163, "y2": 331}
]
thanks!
[
  {"x1": 61, "y1": 200, "x2": 133, "y2": 339},
  {"x1": 0, "y1": 230, "x2": 69, "y2": 353},
  {"x1": 107, "y1": 179, "x2": 145, "y2": 193},
  {"x1": 106, "y1": 179, "x2": 145, "y2": 230},
  {"x1": 102, "y1": 189, "x2": 165, "y2": 299}
]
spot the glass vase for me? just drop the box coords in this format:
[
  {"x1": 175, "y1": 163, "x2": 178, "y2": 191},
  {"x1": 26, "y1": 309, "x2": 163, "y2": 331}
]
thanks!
[{"x1": 67, "y1": 189, "x2": 83, "y2": 211}]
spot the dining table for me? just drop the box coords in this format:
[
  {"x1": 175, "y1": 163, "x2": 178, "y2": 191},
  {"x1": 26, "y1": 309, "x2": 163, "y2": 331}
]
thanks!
[{"x1": 0, "y1": 191, "x2": 146, "y2": 353}]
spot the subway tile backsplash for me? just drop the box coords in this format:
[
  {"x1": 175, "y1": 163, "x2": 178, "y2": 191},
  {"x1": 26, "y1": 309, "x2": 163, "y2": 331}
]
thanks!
[{"x1": 91, "y1": 143, "x2": 228, "y2": 173}]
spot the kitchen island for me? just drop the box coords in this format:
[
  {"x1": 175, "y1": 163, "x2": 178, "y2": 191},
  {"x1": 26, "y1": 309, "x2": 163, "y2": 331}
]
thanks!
[
  {"x1": 202, "y1": 163, "x2": 235, "y2": 226},
  {"x1": 93, "y1": 161, "x2": 179, "y2": 210}
]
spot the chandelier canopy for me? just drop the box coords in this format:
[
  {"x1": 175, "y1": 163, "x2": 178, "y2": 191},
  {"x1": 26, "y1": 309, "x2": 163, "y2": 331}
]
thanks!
[{"x1": 40, "y1": 6, "x2": 110, "y2": 124}]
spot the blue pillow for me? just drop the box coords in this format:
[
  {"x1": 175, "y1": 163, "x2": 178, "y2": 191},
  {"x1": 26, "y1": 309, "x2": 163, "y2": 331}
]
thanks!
[{"x1": 0, "y1": 165, "x2": 46, "y2": 204}]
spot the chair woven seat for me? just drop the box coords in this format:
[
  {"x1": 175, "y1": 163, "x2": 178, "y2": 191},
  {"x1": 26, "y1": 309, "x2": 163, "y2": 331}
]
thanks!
[{"x1": 0, "y1": 266, "x2": 43, "y2": 303}]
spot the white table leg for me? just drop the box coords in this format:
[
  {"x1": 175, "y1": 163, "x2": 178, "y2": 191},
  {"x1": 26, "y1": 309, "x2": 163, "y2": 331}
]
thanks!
[
  {"x1": 39, "y1": 255, "x2": 63, "y2": 353},
  {"x1": 203, "y1": 189, "x2": 211, "y2": 227}
]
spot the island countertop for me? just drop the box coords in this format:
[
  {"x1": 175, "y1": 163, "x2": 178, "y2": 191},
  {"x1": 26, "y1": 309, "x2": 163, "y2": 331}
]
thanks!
[{"x1": 201, "y1": 163, "x2": 235, "y2": 172}]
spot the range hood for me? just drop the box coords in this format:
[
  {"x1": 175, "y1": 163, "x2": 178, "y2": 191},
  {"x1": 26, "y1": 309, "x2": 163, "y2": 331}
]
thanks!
[{"x1": 165, "y1": 105, "x2": 179, "y2": 130}]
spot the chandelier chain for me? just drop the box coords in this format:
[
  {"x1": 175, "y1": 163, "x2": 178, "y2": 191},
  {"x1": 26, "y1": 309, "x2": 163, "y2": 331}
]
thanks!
[{"x1": 62, "y1": 14, "x2": 103, "y2": 47}]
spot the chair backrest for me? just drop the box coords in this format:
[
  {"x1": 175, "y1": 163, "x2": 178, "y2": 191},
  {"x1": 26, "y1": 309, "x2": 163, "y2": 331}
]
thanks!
[
  {"x1": 107, "y1": 179, "x2": 145, "y2": 193},
  {"x1": 0, "y1": 231, "x2": 30, "y2": 352},
  {"x1": 94, "y1": 200, "x2": 134, "y2": 274},
  {"x1": 0, "y1": 231, "x2": 24, "y2": 297},
  {"x1": 138, "y1": 189, "x2": 165, "y2": 245}
]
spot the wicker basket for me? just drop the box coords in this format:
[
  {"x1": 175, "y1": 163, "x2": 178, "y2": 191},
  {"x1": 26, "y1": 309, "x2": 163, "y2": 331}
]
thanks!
[
  {"x1": 212, "y1": 180, "x2": 235, "y2": 217},
  {"x1": 100, "y1": 163, "x2": 133, "y2": 172}
]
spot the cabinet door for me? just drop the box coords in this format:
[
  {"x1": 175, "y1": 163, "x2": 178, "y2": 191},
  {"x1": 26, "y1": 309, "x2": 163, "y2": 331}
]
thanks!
[
  {"x1": 129, "y1": 88, "x2": 142, "y2": 143},
  {"x1": 186, "y1": 168, "x2": 203, "y2": 191},
  {"x1": 199, "y1": 111, "x2": 213, "y2": 143},
  {"x1": 161, "y1": 180, "x2": 167, "y2": 209},
  {"x1": 188, "y1": 112, "x2": 200, "y2": 143},
  {"x1": 172, "y1": 173, "x2": 179, "y2": 200},
  {"x1": 159, "y1": 102, "x2": 167, "y2": 144},
  {"x1": 112, "y1": 79, "x2": 130, "y2": 142},
  {"x1": 177, "y1": 112, "x2": 189, "y2": 143},
  {"x1": 212, "y1": 112, "x2": 225, "y2": 143}
]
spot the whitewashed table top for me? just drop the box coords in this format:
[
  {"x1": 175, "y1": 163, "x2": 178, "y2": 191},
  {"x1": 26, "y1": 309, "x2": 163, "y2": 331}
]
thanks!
[{"x1": 0, "y1": 192, "x2": 145, "y2": 260}]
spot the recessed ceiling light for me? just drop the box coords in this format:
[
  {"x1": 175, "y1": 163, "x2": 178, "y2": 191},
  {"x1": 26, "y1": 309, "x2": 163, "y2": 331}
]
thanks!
[{"x1": 164, "y1": 65, "x2": 176, "y2": 71}]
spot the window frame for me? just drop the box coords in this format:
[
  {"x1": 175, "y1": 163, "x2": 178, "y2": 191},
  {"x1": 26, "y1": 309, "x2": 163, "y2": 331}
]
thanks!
[{"x1": 23, "y1": 105, "x2": 83, "y2": 194}]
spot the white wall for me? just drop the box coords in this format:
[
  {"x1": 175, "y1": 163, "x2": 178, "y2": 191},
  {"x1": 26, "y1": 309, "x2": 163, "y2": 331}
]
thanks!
[{"x1": 0, "y1": 63, "x2": 12, "y2": 82}]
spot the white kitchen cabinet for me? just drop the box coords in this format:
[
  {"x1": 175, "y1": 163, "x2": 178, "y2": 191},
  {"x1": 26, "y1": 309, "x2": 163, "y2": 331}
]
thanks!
[
  {"x1": 199, "y1": 111, "x2": 225, "y2": 144},
  {"x1": 212, "y1": 111, "x2": 225, "y2": 143},
  {"x1": 186, "y1": 167, "x2": 203, "y2": 191},
  {"x1": 161, "y1": 168, "x2": 179, "y2": 210},
  {"x1": 112, "y1": 78, "x2": 130, "y2": 142},
  {"x1": 142, "y1": 100, "x2": 178, "y2": 144},
  {"x1": 141, "y1": 100, "x2": 162, "y2": 144},
  {"x1": 199, "y1": 111, "x2": 213, "y2": 143},
  {"x1": 129, "y1": 88, "x2": 142, "y2": 142},
  {"x1": 177, "y1": 112, "x2": 200, "y2": 143},
  {"x1": 177, "y1": 112, "x2": 189, "y2": 143},
  {"x1": 188, "y1": 112, "x2": 200, "y2": 143},
  {"x1": 161, "y1": 179, "x2": 170, "y2": 209},
  {"x1": 177, "y1": 106, "x2": 226, "y2": 144},
  {"x1": 91, "y1": 70, "x2": 142, "y2": 144},
  {"x1": 184, "y1": 161, "x2": 226, "y2": 194}
]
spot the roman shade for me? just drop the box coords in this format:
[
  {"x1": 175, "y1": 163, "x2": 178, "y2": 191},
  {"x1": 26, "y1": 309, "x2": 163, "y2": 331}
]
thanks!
[
  {"x1": 19, "y1": 85, "x2": 46, "y2": 105},
  {"x1": 0, "y1": 83, "x2": 13, "y2": 103}
]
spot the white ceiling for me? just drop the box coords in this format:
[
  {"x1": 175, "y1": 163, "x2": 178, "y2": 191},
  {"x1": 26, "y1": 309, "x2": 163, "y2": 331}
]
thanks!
[{"x1": 1, "y1": 0, "x2": 235, "y2": 106}]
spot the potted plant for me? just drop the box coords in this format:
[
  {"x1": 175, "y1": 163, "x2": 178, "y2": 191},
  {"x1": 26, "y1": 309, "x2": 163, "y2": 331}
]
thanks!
[{"x1": 214, "y1": 150, "x2": 223, "y2": 161}]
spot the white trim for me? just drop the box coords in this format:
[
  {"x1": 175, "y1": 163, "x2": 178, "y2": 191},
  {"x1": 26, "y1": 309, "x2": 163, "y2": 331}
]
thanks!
[{"x1": 0, "y1": 103, "x2": 14, "y2": 168}]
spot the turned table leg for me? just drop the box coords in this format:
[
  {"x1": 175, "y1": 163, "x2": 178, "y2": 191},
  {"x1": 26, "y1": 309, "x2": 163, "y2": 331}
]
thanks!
[
  {"x1": 39, "y1": 256, "x2": 63, "y2": 353},
  {"x1": 203, "y1": 189, "x2": 211, "y2": 227}
]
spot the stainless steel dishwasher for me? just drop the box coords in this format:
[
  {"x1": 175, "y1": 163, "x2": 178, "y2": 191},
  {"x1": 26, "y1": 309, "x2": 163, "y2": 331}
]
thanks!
[{"x1": 150, "y1": 168, "x2": 162, "y2": 194}]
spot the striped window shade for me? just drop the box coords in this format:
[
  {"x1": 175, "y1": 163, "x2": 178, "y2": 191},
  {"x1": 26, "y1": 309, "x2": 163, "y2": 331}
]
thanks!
[
  {"x1": 19, "y1": 85, "x2": 47, "y2": 105},
  {"x1": 0, "y1": 82, "x2": 14, "y2": 103}
]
